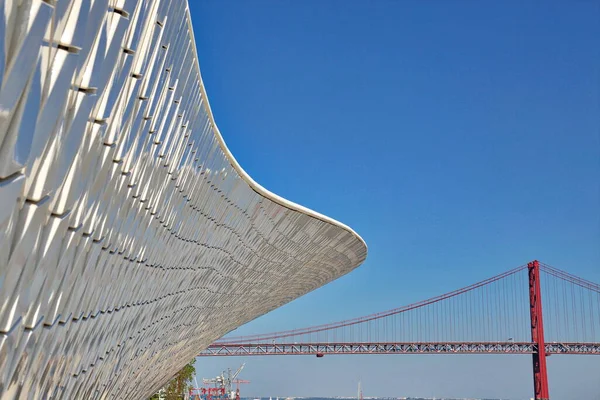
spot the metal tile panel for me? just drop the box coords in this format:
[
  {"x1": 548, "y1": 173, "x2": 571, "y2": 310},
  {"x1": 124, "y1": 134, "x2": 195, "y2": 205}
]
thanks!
[{"x1": 0, "y1": 1, "x2": 367, "y2": 398}]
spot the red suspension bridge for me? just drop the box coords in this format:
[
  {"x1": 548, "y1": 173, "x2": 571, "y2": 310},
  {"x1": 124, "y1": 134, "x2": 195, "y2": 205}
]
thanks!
[{"x1": 198, "y1": 261, "x2": 600, "y2": 400}]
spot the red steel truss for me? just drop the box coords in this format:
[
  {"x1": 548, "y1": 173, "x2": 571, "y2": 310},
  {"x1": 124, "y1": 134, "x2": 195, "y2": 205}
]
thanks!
[{"x1": 198, "y1": 341, "x2": 600, "y2": 356}]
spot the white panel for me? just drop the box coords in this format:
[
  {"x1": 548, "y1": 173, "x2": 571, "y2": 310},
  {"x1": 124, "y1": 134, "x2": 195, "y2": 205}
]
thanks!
[{"x1": 0, "y1": 1, "x2": 367, "y2": 398}]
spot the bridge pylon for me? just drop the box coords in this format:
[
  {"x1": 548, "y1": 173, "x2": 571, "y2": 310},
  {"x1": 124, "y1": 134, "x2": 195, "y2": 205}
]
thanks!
[{"x1": 528, "y1": 260, "x2": 549, "y2": 400}]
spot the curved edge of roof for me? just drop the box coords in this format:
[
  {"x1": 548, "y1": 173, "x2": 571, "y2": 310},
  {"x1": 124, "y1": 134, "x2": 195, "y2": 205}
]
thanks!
[{"x1": 185, "y1": 7, "x2": 368, "y2": 257}]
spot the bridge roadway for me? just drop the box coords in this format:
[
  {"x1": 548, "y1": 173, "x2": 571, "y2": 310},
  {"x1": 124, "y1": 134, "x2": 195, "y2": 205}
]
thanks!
[{"x1": 198, "y1": 341, "x2": 600, "y2": 356}]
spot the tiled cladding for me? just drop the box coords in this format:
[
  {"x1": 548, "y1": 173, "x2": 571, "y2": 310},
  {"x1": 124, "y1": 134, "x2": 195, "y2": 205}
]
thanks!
[{"x1": 0, "y1": 0, "x2": 367, "y2": 399}]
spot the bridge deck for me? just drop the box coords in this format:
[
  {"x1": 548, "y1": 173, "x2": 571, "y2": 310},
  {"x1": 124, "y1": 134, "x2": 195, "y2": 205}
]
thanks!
[{"x1": 198, "y1": 342, "x2": 600, "y2": 356}]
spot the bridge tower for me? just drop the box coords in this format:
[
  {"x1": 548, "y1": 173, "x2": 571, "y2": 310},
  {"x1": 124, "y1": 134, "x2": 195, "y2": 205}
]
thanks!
[{"x1": 528, "y1": 260, "x2": 549, "y2": 400}]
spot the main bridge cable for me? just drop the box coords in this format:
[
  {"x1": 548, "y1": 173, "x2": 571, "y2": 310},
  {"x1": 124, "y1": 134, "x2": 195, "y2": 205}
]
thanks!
[
  {"x1": 539, "y1": 262, "x2": 600, "y2": 293},
  {"x1": 542, "y1": 262, "x2": 599, "y2": 343},
  {"x1": 215, "y1": 264, "x2": 528, "y2": 344}
]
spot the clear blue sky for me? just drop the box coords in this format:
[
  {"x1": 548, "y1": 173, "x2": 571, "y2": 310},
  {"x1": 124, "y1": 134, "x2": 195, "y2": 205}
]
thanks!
[{"x1": 189, "y1": 1, "x2": 600, "y2": 399}]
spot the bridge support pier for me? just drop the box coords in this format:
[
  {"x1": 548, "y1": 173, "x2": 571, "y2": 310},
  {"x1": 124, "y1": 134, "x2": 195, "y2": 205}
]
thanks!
[{"x1": 528, "y1": 260, "x2": 550, "y2": 400}]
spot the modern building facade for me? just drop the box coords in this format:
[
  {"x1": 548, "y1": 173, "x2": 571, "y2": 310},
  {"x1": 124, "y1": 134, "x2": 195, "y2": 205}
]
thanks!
[{"x1": 0, "y1": 1, "x2": 367, "y2": 398}]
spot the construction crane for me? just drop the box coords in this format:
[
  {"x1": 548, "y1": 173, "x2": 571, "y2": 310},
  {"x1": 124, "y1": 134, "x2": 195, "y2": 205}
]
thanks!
[
  {"x1": 232, "y1": 379, "x2": 250, "y2": 392},
  {"x1": 198, "y1": 364, "x2": 247, "y2": 400},
  {"x1": 225, "y1": 363, "x2": 245, "y2": 394}
]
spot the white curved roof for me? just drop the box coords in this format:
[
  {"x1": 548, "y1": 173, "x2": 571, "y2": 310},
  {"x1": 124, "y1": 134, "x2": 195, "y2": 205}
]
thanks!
[{"x1": 0, "y1": 1, "x2": 367, "y2": 398}]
